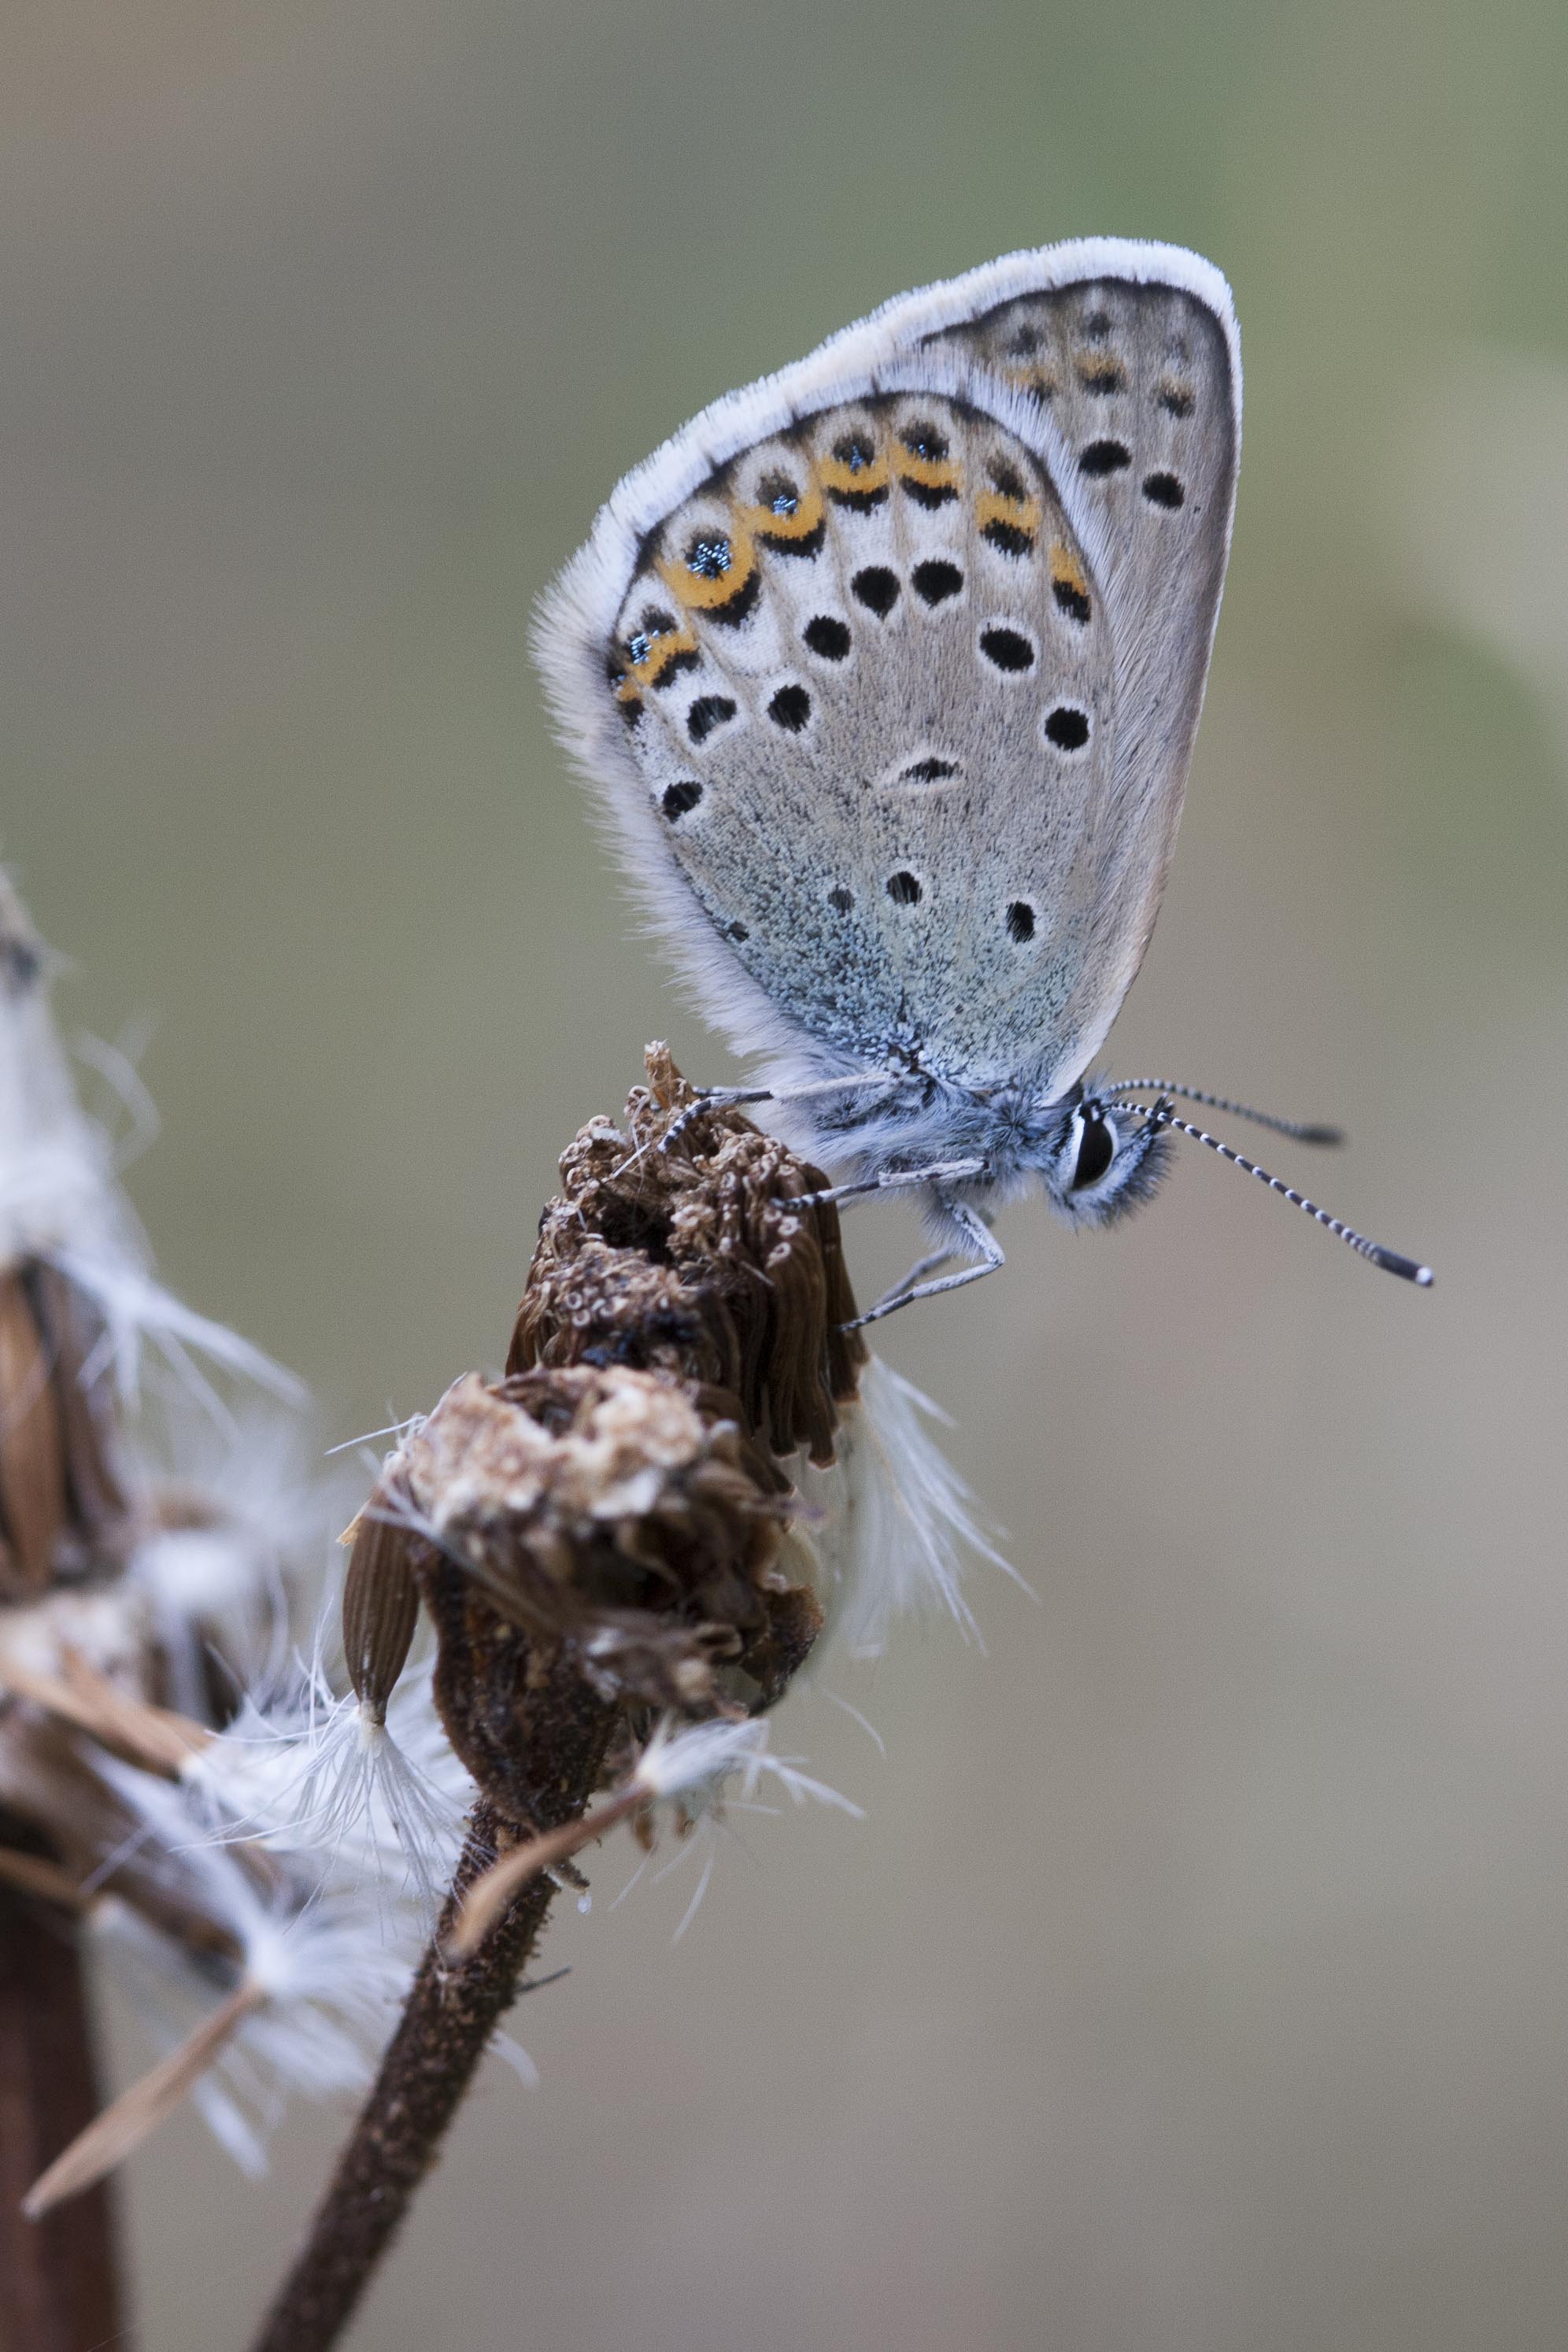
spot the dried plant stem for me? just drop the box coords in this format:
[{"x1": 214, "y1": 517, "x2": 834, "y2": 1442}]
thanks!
[
  {"x1": 448, "y1": 1781, "x2": 644, "y2": 1959},
  {"x1": 251, "y1": 1054, "x2": 858, "y2": 2351},
  {"x1": 0, "y1": 1851, "x2": 123, "y2": 2352},
  {"x1": 247, "y1": 1801, "x2": 569, "y2": 2352},
  {"x1": 250, "y1": 1618, "x2": 622, "y2": 2352}
]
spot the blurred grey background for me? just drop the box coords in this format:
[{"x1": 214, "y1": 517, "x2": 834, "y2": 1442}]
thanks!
[{"x1": 6, "y1": 2, "x2": 1568, "y2": 2346}]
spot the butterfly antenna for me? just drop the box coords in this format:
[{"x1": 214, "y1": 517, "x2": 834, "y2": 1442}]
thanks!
[
  {"x1": 1111, "y1": 1099, "x2": 1433, "y2": 1285},
  {"x1": 1105, "y1": 1081, "x2": 1342, "y2": 1146}
]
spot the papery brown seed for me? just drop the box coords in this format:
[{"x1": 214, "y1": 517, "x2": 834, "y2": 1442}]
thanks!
[
  {"x1": 341, "y1": 1507, "x2": 421, "y2": 1718},
  {"x1": 29, "y1": 1263, "x2": 126, "y2": 1543},
  {"x1": 0, "y1": 1268, "x2": 68, "y2": 1596}
]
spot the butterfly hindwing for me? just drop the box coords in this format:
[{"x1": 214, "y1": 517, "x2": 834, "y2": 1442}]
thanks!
[
  {"x1": 538, "y1": 239, "x2": 1240, "y2": 1103},
  {"x1": 606, "y1": 389, "x2": 1119, "y2": 1086}
]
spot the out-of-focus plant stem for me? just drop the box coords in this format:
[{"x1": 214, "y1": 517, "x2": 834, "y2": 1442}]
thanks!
[{"x1": 0, "y1": 1827, "x2": 122, "y2": 2352}]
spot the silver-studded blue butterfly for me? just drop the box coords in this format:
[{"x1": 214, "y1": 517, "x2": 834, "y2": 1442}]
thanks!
[{"x1": 537, "y1": 239, "x2": 1431, "y2": 1322}]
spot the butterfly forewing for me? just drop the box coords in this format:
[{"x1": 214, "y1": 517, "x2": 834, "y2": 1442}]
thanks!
[{"x1": 608, "y1": 391, "x2": 1124, "y2": 1085}]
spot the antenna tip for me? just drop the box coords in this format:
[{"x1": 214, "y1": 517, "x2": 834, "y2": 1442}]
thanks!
[
  {"x1": 1373, "y1": 1246, "x2": 1434, "y2": 1286},
  {"x1": 1298, "y1": 1124, "x2": 1346, "y2": 1148}
]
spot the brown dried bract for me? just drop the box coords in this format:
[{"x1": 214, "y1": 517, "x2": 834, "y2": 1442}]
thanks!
[
  {"x1": 512, "y1": 1043, "x2": 865, "y2": 1465},
  {"x1": 385, "y1": 1361, "x2": 810, "y2": 1725},
  {"x1": 0, "y1": 1263, "x2": 126, "y2": 1600},
  {"x1": 352, "y1": 1052, "x2": 867, "y2": 1821}
]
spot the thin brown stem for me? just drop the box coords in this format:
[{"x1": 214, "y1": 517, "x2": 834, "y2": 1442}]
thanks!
[
  {"x1": 246, "y1": 1800, "x2": 564, "y2": 2352},
  {"x1": 0, "y1": 1866, "x2": 123, "y2": 2352}
]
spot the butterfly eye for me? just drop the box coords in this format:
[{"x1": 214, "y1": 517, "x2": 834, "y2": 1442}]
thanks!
[{"x1": 1069, "y1": 1110, "x2": 1116, "y2": 1190}]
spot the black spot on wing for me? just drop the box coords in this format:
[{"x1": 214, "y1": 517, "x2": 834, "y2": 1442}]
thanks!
[
  {"x1": 767, "y1": 683, "x2": 812, "y2": 732},
  {"x1": 1141, "y1": 472, "x2": 1185, "y2": 508},
  {"x1": 686, "y1": 695, "x2": 737, "y2": 745},
  {"x1": 1044, "y1": 705, "x2": 1090, "y2": 750},
  {"x1": 912, "y1": 560, "x2": 962, "y2": 605},
  {"x1": 803, "y1": 615, "x2": 851, "y2": 660},
  {"x1": 1052, "y1": 577, "x2": 1091, "y2": 626},
  {"x1": 852, "y1": 566, "x2": 900, "y2": 616},
  {"x1": 980, "y1": 626, "x2": 1034, "y2": 673}
]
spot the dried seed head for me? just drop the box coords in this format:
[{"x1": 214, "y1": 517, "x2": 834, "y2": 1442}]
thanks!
[
  {"x1": 512, "y1": 1044, "x2": 865, "y2": 1465},
  {"x1": 394, "y1": 1363, "x2": 811, "y2": 1721}
]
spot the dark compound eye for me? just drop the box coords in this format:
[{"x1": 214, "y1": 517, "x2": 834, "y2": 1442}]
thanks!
[
  {"x1": 803, "y1": 614, "x2": 851, "y2": 660},
  {"x1": 1069, "y1": 1111, "x2": 1116, "y2": 1190},
  {"x1": 661, "y1": 779, "x2": 703, "y2": 820},
  {"x1": 1044, "y1": 704, "x2": 1090, "y2": 749},
  {"x1": 886, "y1": 870, "x2": 923, "y2": 906},
  {"x1": 686, "y1": 533, "x2": 733, "y2": 579}
]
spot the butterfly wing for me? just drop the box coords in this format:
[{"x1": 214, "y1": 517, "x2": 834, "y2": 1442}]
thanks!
[
  {"x1": 536, "y1": 239, "x2": 1239, "y2": 1101},
  {"x1": 920, "y1": 259, "x2": 1239, "y2": 1087}
]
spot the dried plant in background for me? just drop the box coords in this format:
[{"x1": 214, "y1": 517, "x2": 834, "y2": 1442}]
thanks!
[
  {"x1": 0, "y1": 875, "x2": 462, "y2": 2346},
  {"x1": 1, "y1": 872, "x2": 1003, "y2": 2352},
  {"x1": 250, "y1": 1048, "x2": 999, "y2": 2352}
]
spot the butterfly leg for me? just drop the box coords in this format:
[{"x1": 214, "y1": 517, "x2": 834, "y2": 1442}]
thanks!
[
  {"x1": 622, "y1": 1071, "x2": 898, "y2": 1174},
  {"x1": 865, "y1": 1246, "x2": 957, "y2": 1317},
  {"x1": 798, "y1": 1158, "x2": 987, "y2": 1210},
  {"x1": 844, "y1": 1200, "x2": 1004, "y2": 1329}
]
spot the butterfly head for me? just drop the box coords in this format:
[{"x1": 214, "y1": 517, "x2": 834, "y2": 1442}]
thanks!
[{"x1": 1036, "y1": 1082, "x2": 1170, "y2": 1229}]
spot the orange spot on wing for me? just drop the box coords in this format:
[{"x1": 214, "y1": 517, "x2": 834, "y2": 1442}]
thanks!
[
  {"x1": 656, "y1": 519, "x2": 759, "y2": 612},
  {"x1": 738, "y1": 478, "x2": 826, "y2": 542},
  {"x1": 618, "y1": 619, "x2": 699, "y2": 696},
  {"x1": 892, "y1": 448, "x2": 962, "y2": 495},
  {"x1": 819, "y1": 446, "x2": 890, "y2": 497},
  {"x1": 1048, "y1": 542, "x2": 1089, "y2": 598},
  {"x1": 975, "y1": 489, "x2": 1041, "y2": 539}
]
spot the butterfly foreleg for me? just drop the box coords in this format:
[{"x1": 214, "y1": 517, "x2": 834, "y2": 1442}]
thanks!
[
  {"x1": 843, "y1": 1198, "x2": 1004, "y2": 1329},
  {"x1": 627, "y1": 1071, "x2": 900, "y2": 1174}
]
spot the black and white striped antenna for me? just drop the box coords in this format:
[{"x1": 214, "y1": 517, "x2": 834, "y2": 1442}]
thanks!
[{"x1": 1106, "y1": 1093, "x2": 1433, "y2": 1286}]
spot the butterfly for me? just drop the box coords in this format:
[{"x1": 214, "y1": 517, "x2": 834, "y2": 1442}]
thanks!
[{"x1": 536, "y1": 238, "x2": 1430, "y2": 1323}]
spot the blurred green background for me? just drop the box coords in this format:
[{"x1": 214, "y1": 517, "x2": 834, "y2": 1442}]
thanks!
[{"x1": 6, "y1": 2, "x2": 1568, "y2": 2346}]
